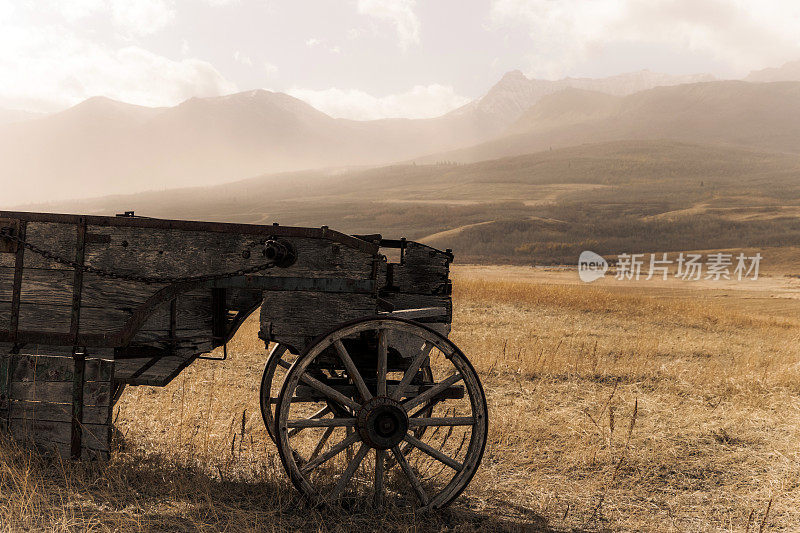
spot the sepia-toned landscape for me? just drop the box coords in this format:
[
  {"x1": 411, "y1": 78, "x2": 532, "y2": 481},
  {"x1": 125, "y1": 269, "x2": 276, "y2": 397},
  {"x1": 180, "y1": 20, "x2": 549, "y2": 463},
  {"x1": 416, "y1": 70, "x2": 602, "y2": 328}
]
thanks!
[{"x1": 3, "y1": 2, "x2": 800, "y2": 531}]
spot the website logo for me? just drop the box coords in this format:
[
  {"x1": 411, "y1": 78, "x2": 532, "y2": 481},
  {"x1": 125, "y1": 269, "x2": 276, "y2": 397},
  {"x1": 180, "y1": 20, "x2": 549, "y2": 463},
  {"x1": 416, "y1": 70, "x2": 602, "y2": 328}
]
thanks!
[{"x1": 578, "y1": 250, "x2": 608, "y2": 283}]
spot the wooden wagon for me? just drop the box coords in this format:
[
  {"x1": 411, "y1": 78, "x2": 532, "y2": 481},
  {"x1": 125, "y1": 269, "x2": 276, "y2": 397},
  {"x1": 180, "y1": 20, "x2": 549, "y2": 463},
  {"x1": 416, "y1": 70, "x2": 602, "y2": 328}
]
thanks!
[{"x1": 0, "y1": 211, "x2": 487, "y2": 510}]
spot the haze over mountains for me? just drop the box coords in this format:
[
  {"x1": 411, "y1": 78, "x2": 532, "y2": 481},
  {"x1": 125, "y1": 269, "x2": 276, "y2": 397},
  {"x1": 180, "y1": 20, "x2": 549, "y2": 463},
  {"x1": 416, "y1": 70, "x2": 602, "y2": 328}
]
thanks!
[
  {"x1": 2, "y1": 64, "x2": 777, "y2": 206},
  {"x1": 422, "y1": 80, "x2": 800, "y2": 164}
]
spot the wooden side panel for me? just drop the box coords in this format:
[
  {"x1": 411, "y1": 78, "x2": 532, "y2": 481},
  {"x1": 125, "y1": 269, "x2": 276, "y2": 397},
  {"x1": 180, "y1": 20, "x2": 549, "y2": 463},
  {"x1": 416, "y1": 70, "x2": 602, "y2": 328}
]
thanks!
[
  {"x1": 0, "y1": 349, "x2": 113, "y2": 459},
  {"x1": 260, "y1": 291, "x2": 377, "y2": 352},
  {"x1": 380, "y1": 241, "x2": 453, "y2": 329},
  {"x1": 82, "y1": 226, "x2": 376, "y2": 280},
  {"x1": 3, "y1": 220, "x2": 377, "y2": 363}
]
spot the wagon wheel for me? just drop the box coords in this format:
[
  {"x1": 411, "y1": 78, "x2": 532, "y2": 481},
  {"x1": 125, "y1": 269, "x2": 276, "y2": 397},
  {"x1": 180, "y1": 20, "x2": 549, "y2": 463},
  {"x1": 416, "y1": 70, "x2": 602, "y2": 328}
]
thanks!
[
  {"x1": 274, "y1": 317, "x2": 488, "y2": 510},
  {"x1": 260, "y1": 343, "x2": 298, "y2": 443},
  {"x1": 261, "y1": 341, "x2": 436, "y2": 446}
]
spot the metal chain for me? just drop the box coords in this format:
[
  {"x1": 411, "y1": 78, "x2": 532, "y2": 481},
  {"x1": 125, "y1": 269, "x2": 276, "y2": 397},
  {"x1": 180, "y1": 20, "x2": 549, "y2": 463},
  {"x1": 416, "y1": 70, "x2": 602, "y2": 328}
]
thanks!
[{"x1": 0, "y1": 229, "x2": 277, "y2": 285}]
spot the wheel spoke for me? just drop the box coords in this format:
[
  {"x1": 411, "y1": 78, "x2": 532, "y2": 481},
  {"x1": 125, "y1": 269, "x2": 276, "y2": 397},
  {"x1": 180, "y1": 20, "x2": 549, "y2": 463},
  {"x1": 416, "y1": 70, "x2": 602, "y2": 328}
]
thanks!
[
  {"x1": 309, "y1": 426, "x2": 334, "y2": 461},
  {"x1": 269, "y1": 344, "x2": 291, "y2": 369},
  {"x1": 299, "y1": 372, "x2": 361, "y2": 411},
  {"x1": 287, "y1": 417, "x2": 356, "y2": 428},
  {"x1": 403, "y1": 372, "x2": 463, "y2": 412},
  {"x1": 330, "y1": 443, "x2": 370, "y2": 501},
  {"x1": 288, "y1": 406, "x2": 332, "y2": 437},
  {"x1": 391, "y1": 445, "x2": 429, "y2": 506},
  {"x1": 392, "y1": 342, "x2": 433, "y2": 401},
  {"x1": 333, "y1": 339, "x2": 373, "y2": 402},
  {"x1": 300, "y1": 431, "x2": 361, "y2": 474},
  {"x1": 377, "y1": 329, "x2": 388, "y2": 396},
  {"x1": 403, "y1": 433, "x2": 463, "y2": 471},
  {"x1": 408, "y1": 416, "x2": 475, "y2": 427},
  {"x1": 374, "y1": 449, "x2": 385, "y2": 507},
  {"x1": 409, "y1": 398, "x2": 441, "y2": 419}
]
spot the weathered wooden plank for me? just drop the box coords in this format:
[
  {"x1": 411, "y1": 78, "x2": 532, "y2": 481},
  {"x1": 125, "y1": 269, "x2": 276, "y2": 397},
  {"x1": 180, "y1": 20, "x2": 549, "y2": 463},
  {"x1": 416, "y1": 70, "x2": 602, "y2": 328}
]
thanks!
[
  {"x1": 14, "y1": 345, "x2": 115, "y2": 359},
  {"x1": 388, "y1": 265, "x2": 450, "y2": 295},
  {"x1": 7, "y1": 401, "x2": 109, "y2": 424},
  {"x1": 17, "y1": 303, "x2": 71, "y2": 333},
  {"x1": 0, "y1": 267, "x2": 74, "y2": 306},
  {"x1": 131, "y1": 327, "x2": 210, "y2": 344},
  {"x1": 114, "y1": 355, "x2": 197, "y2": 386},
  {"x1": 10, "y1": 355, "x2": 112, "y2": 383},
  {"x1": 8, "y1": 304, "x2": 209, "y2": 337},
  {"x1": 261, "y1": 291, "x2": 376, "y2": 352},
  {"x1": 403, "y1": 242, "x2": 451, "y2": 268},
  {"x1": 0, "y1": 420, "x2": 110, "y2": 459},
  {"x1": 0, "y1": 211, "x2": 377, "y2": 253},
  {"x1": 24, "y1": 268, "x2": 74, "y2": 304},
  {"x1": 9, "y1": 418, "x2": 109, "y2": 450},
  {"x1": 0, "y1": 302, "x2": 10, "y2": 331},
  {"x1": 82, "y1": 228, "x2": 376, "y2": 280},
  {"x1": 9, "y1": 381, "x2": 111, "y2": 406},
  {"x1": 6, "y1": 222, "x2": 376, "y2": 281},
  {"x1": 79, "y1": 274, "x2": 167, "y2": 309},
  {"x1": 138, "y1": 295, "x2": 213, "y2": 331},
  {"x1": 18, "y1": 222, "x2": 78, "y2": 270}
]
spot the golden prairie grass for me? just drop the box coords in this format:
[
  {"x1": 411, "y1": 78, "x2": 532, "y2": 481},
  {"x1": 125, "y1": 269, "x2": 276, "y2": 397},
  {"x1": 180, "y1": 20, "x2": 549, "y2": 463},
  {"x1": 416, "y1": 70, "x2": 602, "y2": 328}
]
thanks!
[{"x1": 1, "y1": 269, "x2": 800, "y2": 531}]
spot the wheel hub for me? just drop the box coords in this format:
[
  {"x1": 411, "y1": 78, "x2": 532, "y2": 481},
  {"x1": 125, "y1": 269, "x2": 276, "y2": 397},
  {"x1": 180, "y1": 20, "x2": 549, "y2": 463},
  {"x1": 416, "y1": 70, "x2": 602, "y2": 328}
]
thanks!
[{"x1": 357, "y1": 396, "x2": 409, "y2": 449}]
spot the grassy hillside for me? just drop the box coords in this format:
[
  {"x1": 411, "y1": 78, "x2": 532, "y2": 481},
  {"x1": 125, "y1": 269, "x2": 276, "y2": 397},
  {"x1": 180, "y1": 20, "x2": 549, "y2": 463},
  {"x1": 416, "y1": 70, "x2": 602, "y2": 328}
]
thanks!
[{"x1": 20, "y1": 140, "x2": 800, "y2": 265}]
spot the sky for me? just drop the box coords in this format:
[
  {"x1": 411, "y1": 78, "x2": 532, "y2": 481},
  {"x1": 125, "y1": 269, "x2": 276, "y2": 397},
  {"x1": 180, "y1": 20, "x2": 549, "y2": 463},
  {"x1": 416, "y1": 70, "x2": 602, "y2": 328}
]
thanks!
[{"x1": 1, "y1": 0, "x2": 800, "y2": 119}]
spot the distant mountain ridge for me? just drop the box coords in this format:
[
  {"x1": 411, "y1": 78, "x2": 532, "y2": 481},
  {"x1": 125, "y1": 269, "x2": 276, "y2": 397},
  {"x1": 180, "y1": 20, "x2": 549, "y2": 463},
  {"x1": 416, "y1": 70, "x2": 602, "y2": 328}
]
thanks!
[
  {"x1": 416, "y1": 80, "x2": 800, "y2": 164},
  {"x1": 0, "y1": 67, "x2": 794, "y2": 206},
  {"x1": 445, "y1": 69, "x2": 715, "y2": 136},
  {"x1": 746, "y1": 60, "x2": 800, "y2": 82},
  {"x1": 0, "y1": 107, "x2": 42, "y2": 126}
]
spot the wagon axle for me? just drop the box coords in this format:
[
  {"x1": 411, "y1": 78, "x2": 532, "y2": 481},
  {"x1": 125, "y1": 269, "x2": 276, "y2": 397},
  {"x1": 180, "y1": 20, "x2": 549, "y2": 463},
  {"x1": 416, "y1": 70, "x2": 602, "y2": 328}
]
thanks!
[{"x1": 357, "y1": 396, "x2": 409, "y2": 450}]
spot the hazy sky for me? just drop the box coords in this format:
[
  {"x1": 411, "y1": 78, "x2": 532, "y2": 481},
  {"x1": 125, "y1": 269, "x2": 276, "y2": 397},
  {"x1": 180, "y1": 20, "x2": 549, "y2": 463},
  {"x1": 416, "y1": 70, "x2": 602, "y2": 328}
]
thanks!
[{"x1": 1, "y1": 0, "x2": 800, "y2": 119}]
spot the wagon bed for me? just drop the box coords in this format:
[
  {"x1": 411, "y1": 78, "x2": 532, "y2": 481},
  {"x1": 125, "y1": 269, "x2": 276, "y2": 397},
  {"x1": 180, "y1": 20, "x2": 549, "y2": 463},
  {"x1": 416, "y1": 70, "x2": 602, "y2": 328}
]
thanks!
[{"x1": 0, "y1": 210, "x2": 485, "y2": 510}]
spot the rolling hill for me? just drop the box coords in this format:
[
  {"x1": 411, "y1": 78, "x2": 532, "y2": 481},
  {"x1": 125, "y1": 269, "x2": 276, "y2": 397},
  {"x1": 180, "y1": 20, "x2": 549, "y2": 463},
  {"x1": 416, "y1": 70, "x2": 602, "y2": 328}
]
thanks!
[{"x1": 19, "y1": 140, "x2": 800, "y2": 263}]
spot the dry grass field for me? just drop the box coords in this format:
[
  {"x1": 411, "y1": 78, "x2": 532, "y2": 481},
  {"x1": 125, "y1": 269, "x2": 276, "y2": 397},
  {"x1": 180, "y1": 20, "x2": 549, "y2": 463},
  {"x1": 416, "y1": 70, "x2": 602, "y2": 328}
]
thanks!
[{"x1": 2, "y1": 265, "x2": 800, "y2": 531}]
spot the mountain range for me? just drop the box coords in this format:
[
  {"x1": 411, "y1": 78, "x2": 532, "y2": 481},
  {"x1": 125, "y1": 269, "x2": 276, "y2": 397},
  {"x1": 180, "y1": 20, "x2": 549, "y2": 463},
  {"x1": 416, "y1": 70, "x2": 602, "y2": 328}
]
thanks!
[{"x1": 2, "y1": 61, "x2": 800, "y2": 206}]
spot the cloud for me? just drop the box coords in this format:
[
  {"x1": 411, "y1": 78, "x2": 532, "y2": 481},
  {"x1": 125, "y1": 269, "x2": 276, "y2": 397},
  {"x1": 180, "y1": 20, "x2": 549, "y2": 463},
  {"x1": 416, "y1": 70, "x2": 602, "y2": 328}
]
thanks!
[
  {"x1": 0, "y1": 2, "x2": 235, "y2": 111},
  {"x1": 110, "y1": 0, "x2": 175, "y2": 36},
  {"x1": 490, "y1": 0, "x2": 800, "y2": 78},
  {"x1": 0, "y1": 24, "x2": 236, "y2": 111},
  {"x1": 287, "y1": 84, "x2": 470, "y2": 120},
  {"x1": 305, "y1": 38, "x2": 320, "y2": 47},
  {"x1": 40, "y1": 0, "x2": 175, "y2": 36},
  {"x1": 357, "y1": 0, "x2": 420, "y2": 50}
]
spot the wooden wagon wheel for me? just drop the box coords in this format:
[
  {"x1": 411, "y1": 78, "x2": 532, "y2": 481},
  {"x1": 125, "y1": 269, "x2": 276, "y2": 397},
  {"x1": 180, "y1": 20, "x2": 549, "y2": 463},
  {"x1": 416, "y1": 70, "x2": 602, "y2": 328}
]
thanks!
[
  {"x1": 260, "y1": 343, "x2": 298, "y2": 443},
  {"x1": 260, "y1": 341, "x2": 436, "y2": 445},
  {"x1": 274, "y1": 317, "x2": 488, "y2": 510}
]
